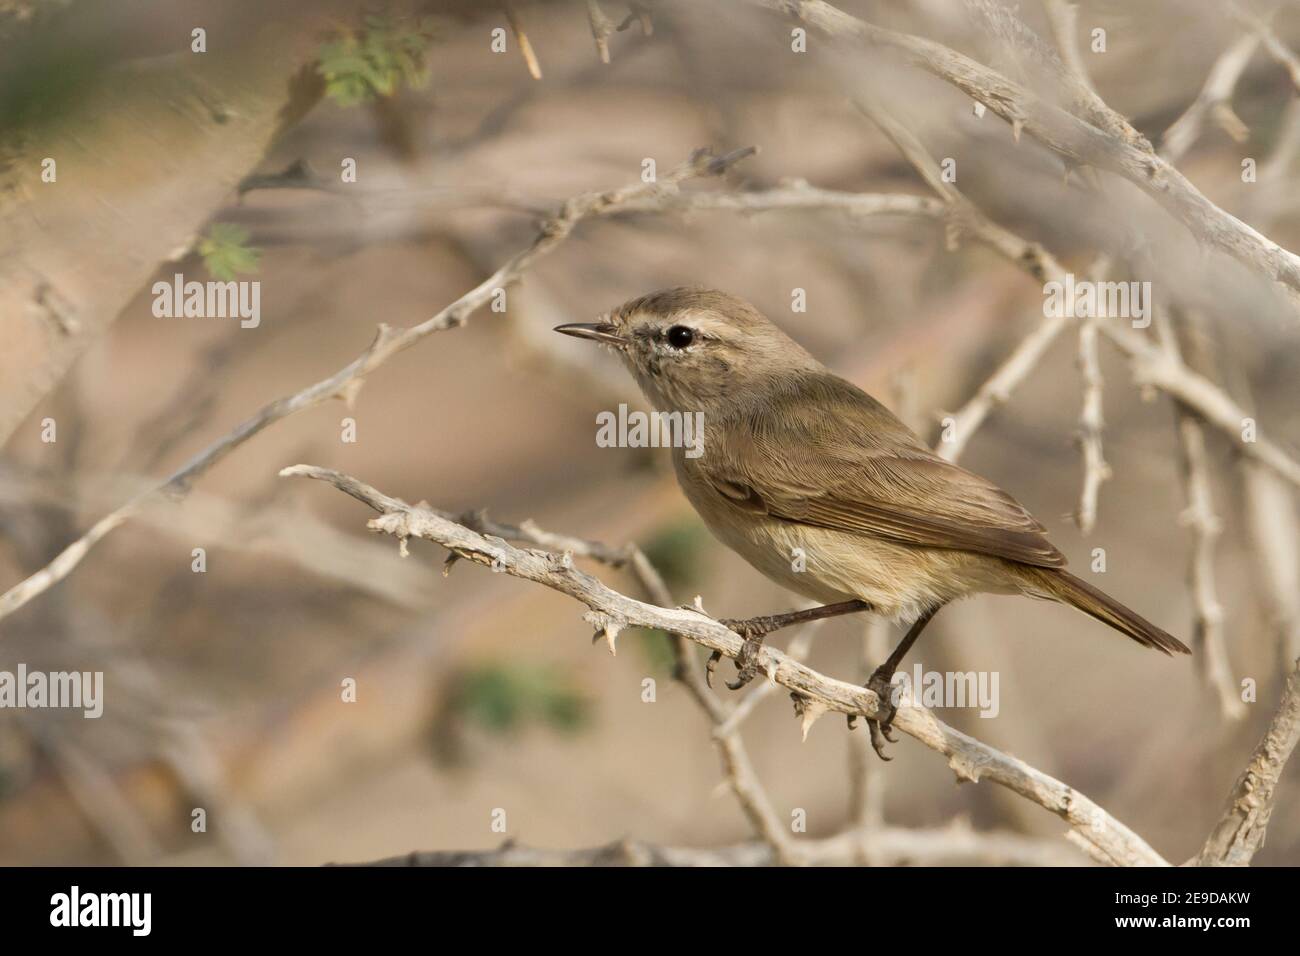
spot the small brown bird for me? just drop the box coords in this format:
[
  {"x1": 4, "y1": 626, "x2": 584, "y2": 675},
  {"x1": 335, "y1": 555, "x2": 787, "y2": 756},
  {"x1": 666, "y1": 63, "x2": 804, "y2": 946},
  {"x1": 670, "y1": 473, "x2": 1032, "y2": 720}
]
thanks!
[{"x1": 557, "y1": 288, "x2": 1189, "y2": 757}]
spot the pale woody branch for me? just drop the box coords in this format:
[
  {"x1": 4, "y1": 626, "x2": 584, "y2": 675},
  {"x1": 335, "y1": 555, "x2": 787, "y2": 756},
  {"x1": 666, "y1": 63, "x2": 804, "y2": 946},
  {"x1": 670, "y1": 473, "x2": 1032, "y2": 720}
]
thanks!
[
  {"x1": 621, "y1": 184, "x2": 947, "y2": 224},
  {"x1": 355, "y1": 822, "x2": 1084, "y2": 867},
  {"x1": 1161, "y1": 2, "x2": 1300, "y2": 163},
  {"x1": 1100, "y1": 324, "x2": 1300, "y2": 491},
  {"x1": 315, "y1": 471, "x2": 802, "y2": 863},
  {"x1": 619, "y1": 4, "x2": 654, "y2": 37},
  {"x1": 503, "y1": 1, "x2": 543, "y2": 79},
  {"x1": 842, "y1": 92, "x2": 1300, "y2": 494},
  {"x1": 845, "y1": 58, "x2": 1300, "y2": 853},
  {"x1": 1048, "y1": 0, "x2": 1242, "y2": 715},
  {"x1": 849, "y1": 92, "x2": 1073, "y2": 461},
  {"x1": 586, "y1": 0, "x2": 615, "y2": 64},
  {"x1": 0, "y1": 146, "x2": 757, "y2": 628},
  {"x1": 1154, "y1": 309, "x2": 1244, "y2": 721},
  {"x1": 846, "y1": 50, "x2": 1274, "y2": 724},
  {"x1": 1035, "y1": 5, "x2": 1112, "y2": 533},
  {"x1": 280, "y1": 464, "x2": 1170, "y2": 867},
  {"x1": 1199, "y1": 657, "x2": 1300, "y2": 865},
  {"x1": 1235, "y1": 95, "x2": 1300, "y2": 675},
  {"x1": 964, "y1": 0, "x2": 1142, "y2": 147},
  {"x1": 1073, "y1": 313, "x2": 1110, "y2": 534},
  {"x1": 635, "y1": 123, "x2": 1300, "y2": 495},
  {"x1": 1161, "y1": 32, "x2": 1259, "y2": 162},
  {"x1": 853, "y1": 75, "x2": 1251, "y2": 719},
  {"x1": 1232, "y1": 2, "x2": 1300, "y2": 95},
  {"x1": 739, "y1": 0, "x2": 1300, "y2": 304}
]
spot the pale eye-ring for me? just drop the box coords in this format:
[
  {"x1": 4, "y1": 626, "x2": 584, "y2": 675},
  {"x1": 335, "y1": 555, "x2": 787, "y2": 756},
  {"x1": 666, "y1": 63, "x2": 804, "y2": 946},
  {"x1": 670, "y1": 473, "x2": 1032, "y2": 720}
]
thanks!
[{"x1": 666, "y1": 325, "x2": 695, "y2": 349}]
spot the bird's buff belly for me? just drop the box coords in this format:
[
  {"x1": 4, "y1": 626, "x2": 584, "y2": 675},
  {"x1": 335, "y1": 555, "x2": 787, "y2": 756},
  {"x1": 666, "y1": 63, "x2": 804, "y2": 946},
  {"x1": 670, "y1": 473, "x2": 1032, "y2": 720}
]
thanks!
[{"x1": 697, "y1": 510, "x2": 1020, "y2": 623}]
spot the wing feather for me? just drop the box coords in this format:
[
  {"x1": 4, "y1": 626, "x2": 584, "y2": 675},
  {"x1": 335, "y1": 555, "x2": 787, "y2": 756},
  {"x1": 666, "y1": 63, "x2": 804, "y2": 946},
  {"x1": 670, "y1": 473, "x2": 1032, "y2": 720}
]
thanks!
[{"x1": 693, "y1": 373, "x2": 1066, "y2": 569}]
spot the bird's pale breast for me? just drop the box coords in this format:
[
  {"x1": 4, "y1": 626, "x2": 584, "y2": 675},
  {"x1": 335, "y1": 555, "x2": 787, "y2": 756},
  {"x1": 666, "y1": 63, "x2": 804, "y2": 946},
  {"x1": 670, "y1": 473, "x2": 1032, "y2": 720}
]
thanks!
[{"x1": 674, "y1": 451, "x2": 1020, "y2": 623}]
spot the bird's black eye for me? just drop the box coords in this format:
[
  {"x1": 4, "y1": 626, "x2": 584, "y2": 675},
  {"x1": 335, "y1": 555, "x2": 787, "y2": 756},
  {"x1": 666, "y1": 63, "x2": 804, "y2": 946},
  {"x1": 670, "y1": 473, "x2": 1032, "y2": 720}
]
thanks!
[{"x1": 666, "y1": 325, "x2": 695, "y2": 349}]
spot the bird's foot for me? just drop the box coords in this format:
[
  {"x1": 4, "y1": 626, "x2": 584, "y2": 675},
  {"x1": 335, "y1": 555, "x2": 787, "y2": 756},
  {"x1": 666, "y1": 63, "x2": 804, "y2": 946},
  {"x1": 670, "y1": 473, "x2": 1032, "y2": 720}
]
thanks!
[
  {"x1": 706, "y1": 615, "x2": 781, "y2": 690},
  {"x1": 849, "y1": 667, "x2": 900, "y2": 761}
]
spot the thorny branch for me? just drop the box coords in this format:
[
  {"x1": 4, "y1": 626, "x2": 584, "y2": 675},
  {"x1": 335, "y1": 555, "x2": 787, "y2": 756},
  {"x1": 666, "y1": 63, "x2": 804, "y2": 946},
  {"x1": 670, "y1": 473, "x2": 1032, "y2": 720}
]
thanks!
[
  {"x1": 1073, "y1": 311, "x2": 1110, "y2": 534},
  {"x1": 267, "y1": 457, "x2": 1073, "y2": 867},
  {"x1": 844, "y1": 53, "x2": 1279, "y2": 729},
  {"x1": 842, "y1": 90, "x2": 1300, "y2": 498},
  {"x1": 9, "y1": 2, "x2": 1300, "y2": 866},
  {"x1": 0, "y1": 146, "x2": 756, "y2": 628},
  {"x1": 1161, "y1": 20, "x2": 1260, "y2": 161},
  {"x1": 1032, "y1": 6, "x2": 1111, "y2": 533},
  {"x1": 1162, "y1": 3, "x2": 1300, "y2": 162},
  {"x1": 436, "y1": 486, "x2": 804, "y2": 862},
  {"x1": 355, "y1": 822, "x2": 1083, "y2": 866},
  {"x1": 739, "y1": 0, "x2": 1300, "y2": 305},
  {"x1": 586, "y1": 0, "x2": 615, "y2": 63},
  {"x1": 1232, "y1": 2, "x2": 1300, "y2": 95},
  {"x1": 1199, "y1": 657, "x2": 1300, "y2": 865},
  {"x1": 280, "y1": 464, "x2": 1170, "y2": 867},
  {"x1": 287, "y1": 465, "x2": 1300, "y2": 866},
  {"x1": 846, "y1": 34, "x2": 1278, "y2": 728},
  {"x1": 503, "y1": 2, "x2": 543, "y2": 79},
  {"x1": 1156, "y1": 309, "x2": 1244, "y2": 721}
]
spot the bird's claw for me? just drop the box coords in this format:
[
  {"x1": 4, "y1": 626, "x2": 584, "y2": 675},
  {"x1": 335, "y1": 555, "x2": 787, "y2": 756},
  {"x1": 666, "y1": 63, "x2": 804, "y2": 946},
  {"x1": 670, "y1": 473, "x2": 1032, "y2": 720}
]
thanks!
[
  {"x1": 705, "y1": 650, "x2": 723, "y2": 688},
  {"x1": 702, "y1": 617, "x2": 776, "y2": 691},
  {"x1": 861, "y1": 667, "x2": 900, "y2": 761},
  {"x1": 716, "y1": 618, "x2": 774, "y2": 691},
  {"x1": 703, "y1": 640, "x2": 764, "y2": 690},
  {"x1": 867, "y1": 718, "x2": 894, "y2": 761},
  {"x1": 725, "y1": 638, "x2": 763, "y2": 690}
]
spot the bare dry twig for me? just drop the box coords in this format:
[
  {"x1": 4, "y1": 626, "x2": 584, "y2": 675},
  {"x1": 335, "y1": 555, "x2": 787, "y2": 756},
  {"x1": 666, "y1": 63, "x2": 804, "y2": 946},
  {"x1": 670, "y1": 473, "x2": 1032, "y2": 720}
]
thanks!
[
  {"x1": 964, "y1": 0, "x2": 1141, "y2": 146},
  {"x1": 1073, "y1": 311, "x2": 1110, "y2": 534},
  {"x1": 503, "y1": 2, "x2": 543, "y2": 79},
  {"x1": 619, "y1": 3, "x2": 654, "y2": 37},
  {"x1": 1199, "y1": 657, "x2": 1300, "y2": 864},
  {"x1": 586, "y1": 0, "x2": 615, "y2": 63},
  {"x1": 281, "y1": 463, "x2": 1171, "y2": 867},
  {"x1": 738, "y1": 0, "x2": 1300, "y2": 304},
  {"x1": 1100, "y1": 323, "x2": 1300, "y2": 490},
  {"x1": 1153, "y1": 310, "x2": 1244, "y2": 720},
  {"x1": 396, "y1": 482, "x2": 800, "y2": 862},
  {"x1": 1232, "y1": 96, "x2": 1300, "y2": 675},
  {"x1": 1232, "y1": 2, "x2": 1300, "y2": 94},
  {"x1": 0, "y1": 147, "x2": 756, "y2": 629},
  {"x1": 1036, "y1": 3, "x2": 1113, "y2": 532},
  {"x1": 1161, "y1": 32, "x2": 1259, "y2": 162},
  {"x1": 850, "y1": 94, "x2": 1073, "y2": 460},
  {"x1": 621, "y1": 182, "x2": 947, "y2": 223},
  {"x1": 846, "y1": 54, "x2": 1289, "y2": 727},
  {"x1": 352, "y1": 822, "x2": 1084, "y2": 866},
  {"x1": 841, "y1": 93, "x2": 1300, "y2": 493},
  {"x1": 1241, "y1": 457, "x2": 1300, "y2": 673}
]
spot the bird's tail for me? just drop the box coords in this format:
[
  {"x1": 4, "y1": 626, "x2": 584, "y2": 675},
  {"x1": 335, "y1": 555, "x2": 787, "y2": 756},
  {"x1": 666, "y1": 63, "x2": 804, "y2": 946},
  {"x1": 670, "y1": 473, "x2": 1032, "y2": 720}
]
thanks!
[{"x1": 1026, "y1": 568, "x2": 1191, "y2": 656}]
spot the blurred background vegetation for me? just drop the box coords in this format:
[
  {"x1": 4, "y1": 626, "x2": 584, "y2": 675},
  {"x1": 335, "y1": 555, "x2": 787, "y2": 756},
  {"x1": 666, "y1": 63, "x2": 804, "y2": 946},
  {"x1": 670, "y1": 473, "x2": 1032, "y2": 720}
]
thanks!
[{"x1": 0, "y1": 0, "x2": 1298, "y2": 865}]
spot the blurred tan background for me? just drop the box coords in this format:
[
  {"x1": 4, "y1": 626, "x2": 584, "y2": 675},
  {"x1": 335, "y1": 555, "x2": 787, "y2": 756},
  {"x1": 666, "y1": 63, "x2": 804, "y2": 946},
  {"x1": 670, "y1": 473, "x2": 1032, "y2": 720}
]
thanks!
[{"x1": 1, "y1": 0, "x2": 1298, "y2": 865}]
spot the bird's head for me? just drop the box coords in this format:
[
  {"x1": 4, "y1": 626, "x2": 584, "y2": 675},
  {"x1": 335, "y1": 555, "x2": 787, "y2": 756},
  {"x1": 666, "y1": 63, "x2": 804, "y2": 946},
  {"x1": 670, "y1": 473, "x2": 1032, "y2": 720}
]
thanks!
[{"x1": 554, "y1": 287, "x2": 818, "y2": 413}]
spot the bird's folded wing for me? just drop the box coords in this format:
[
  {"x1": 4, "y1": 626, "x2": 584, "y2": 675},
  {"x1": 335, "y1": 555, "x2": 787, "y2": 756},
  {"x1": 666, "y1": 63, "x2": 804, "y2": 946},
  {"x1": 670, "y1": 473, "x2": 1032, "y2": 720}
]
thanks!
[{"x1": 697, "y1": 377, "x2": 1066, "y2": 569}]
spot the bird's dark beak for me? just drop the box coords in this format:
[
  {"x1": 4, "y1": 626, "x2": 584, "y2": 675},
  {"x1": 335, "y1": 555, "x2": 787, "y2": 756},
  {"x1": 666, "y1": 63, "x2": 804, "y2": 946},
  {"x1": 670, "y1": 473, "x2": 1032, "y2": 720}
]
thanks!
[{"x1": 553, "y1": 322, "x2": 626, "y2": 346}]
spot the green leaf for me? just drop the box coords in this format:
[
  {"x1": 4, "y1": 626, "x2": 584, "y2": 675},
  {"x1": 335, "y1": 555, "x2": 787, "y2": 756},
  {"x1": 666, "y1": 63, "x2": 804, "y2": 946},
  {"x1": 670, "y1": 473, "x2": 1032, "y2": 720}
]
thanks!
[
  {"x1": 316, "y1": 14, "x2": 436, "y2": 107},
  {"x1": 198, "y1": 223, "x2": 259, "y2": 281},
  {"x1": 450, "y1": 663, "x2": 591, "y2": 736},
  {"x1": 641, "y1": 519, "x2": 709, "y2": 591}
]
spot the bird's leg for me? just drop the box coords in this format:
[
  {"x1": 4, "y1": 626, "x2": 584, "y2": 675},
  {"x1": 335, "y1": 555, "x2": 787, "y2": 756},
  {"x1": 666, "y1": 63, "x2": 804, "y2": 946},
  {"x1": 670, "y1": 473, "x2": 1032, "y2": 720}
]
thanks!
[
  {"x1": 849, "y1": 604, "x2": 943, "y2": 761},
  {"x1": 707, "y1": 599, "x2": 872, "y2": 690}
]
